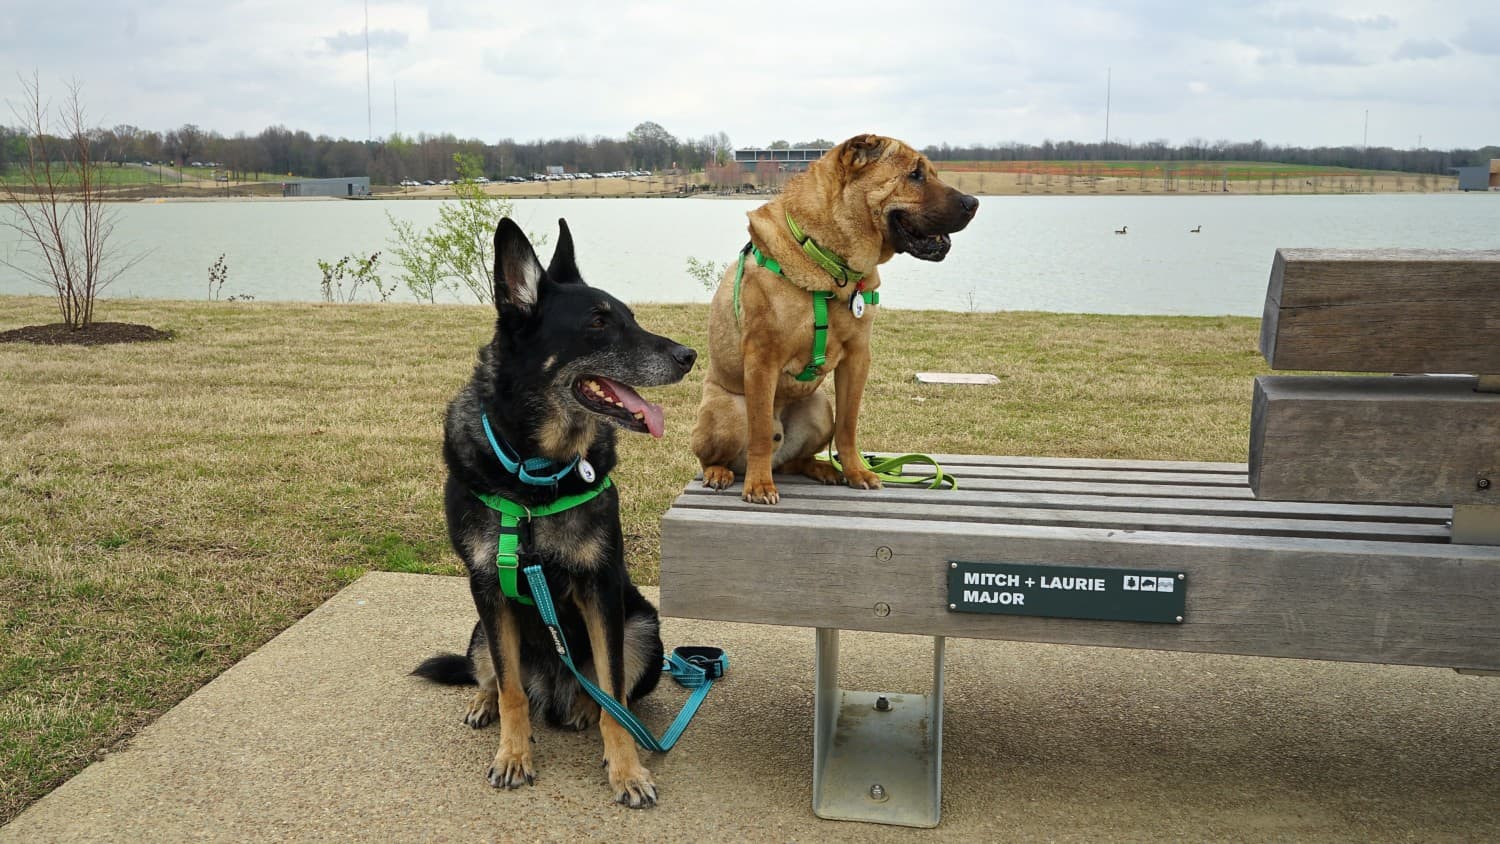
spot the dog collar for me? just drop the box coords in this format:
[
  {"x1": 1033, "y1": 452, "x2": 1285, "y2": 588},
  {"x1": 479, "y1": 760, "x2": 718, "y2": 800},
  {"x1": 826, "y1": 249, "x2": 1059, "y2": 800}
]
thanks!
[
  {"x1": 480, "y1": 413, "x2": 587, "y2": 486},
  {"x1": 785, "y1": 212, "x2": 864, "y2": 287},
  {"x1": 472, "y1": 478, "x2": 614, "y2": 605}
]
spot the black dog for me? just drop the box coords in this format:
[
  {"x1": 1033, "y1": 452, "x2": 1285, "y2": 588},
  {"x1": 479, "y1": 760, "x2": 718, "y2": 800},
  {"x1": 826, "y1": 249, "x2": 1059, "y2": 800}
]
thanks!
[{"x1": 413, "y1": 216, "x2": 696, "y2": 808}]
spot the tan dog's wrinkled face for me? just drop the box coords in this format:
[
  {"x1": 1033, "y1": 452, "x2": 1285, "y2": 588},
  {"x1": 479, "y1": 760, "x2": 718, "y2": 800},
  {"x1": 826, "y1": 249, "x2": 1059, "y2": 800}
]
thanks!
[{"x1": 836, "y1": 134, "x2": 979, "y2": 261}]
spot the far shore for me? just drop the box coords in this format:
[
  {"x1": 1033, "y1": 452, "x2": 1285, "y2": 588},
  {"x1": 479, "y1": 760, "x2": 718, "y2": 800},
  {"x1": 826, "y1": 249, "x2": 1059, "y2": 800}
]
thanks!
[{"x1": 18, "y1": 167, "x2": 1464, "y2": 203}]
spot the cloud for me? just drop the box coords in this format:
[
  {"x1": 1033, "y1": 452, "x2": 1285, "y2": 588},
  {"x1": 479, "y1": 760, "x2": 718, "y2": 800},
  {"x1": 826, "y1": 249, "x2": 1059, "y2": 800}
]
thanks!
[
  {"x1": 1292, "y1": 43, "x2": 1370, "y2": 67},
  {"x1": 1452, "y1": 18, "x2": 1500, "y2": 55},
  {"x1": 324, "y1": 28, "x2": 409, "y2": 54},
  {"x1": 1392, "y1": 39, "x2": 1453, "y2": 61},
  {"x1": 1271, "y1": 11, "x2": 1396, "y2": 33}
]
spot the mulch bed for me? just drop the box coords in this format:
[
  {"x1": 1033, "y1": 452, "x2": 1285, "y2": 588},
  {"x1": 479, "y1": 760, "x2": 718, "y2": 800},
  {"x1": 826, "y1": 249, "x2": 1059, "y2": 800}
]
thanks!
[{"x1": 0, "y1": 322, "x2": 173, "y2": 346}]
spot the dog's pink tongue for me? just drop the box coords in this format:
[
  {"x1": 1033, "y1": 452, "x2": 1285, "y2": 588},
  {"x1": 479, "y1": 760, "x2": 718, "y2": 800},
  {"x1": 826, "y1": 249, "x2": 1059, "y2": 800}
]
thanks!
[{"x1": 603, "y1": 378, "x2": 666, "y2": 438}]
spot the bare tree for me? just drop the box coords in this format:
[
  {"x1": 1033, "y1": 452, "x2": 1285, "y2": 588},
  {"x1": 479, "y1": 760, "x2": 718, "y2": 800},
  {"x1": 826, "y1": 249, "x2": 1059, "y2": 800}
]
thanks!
[{"x1": 1, "y1": 73, "x2": 143, "y2": 329}]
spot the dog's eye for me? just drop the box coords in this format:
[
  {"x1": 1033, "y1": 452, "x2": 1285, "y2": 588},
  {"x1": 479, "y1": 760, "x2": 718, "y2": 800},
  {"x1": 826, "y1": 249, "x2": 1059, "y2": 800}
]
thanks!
[
  {"x1": 909, "y1": 165, "x2": 925, "y2": 182},
  {"x1": 588, "y1": 315, "x2": 607, "y2": 329}
]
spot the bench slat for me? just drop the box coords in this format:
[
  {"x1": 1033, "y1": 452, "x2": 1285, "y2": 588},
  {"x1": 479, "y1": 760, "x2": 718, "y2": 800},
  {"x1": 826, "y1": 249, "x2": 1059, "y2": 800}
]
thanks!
[
  {"x1": 906, "y1": 454, "x2": 1247, "y2": 474},
  {"x1": 672, "y1": 494, "x2": 1449, "y2": 542},
  {"x1": 1259, "y1": 248, "x2": 1500, "y2": 373},
  {"x1": 1250, "y1": 374, "x2": 1500, "y2": 505},
  {"x1": 674, "y1": 485, "x2": 1451, "y2": 523},
  {"x1": 658, "y1": 508, "x2": 1500, "y2": 670}
]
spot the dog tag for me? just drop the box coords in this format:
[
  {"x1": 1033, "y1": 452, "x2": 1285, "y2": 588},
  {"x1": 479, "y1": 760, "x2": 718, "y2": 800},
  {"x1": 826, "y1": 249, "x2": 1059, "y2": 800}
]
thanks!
[
  {"x1": 578, "y1": 458, "x2": 596, "y2": 483},
  {"x1": 850, "y1": 293, "x2": 865, "y2": 319}
]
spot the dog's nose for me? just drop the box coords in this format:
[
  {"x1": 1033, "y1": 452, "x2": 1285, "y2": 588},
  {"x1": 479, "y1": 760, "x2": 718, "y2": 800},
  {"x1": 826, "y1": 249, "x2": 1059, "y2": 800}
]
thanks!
[
  {"x1": 960, "y1": 194, "x2": 979, "y2": 217},
  {"x1": 672, "y1": 345, "x2": 697, "y2": 373}
]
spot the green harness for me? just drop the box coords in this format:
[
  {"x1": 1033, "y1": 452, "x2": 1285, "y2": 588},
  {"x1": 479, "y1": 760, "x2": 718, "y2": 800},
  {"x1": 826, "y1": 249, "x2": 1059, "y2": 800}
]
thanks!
[
  {"x1": 733, "y1": 213, "x2": 879, "y2": 382},
  {"x1": 472, "y1": 478, "x2": 614, "y2": 605}
]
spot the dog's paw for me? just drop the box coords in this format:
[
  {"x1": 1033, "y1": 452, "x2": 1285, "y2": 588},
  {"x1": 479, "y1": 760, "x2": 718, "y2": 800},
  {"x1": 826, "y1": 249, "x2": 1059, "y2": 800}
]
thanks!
[
  {"x1": 801, "y1": 460, "x2": 843, "y2": 485},
  {"x1": 605, "y1": 758, "x2": 658, "y2": 809},
  {"x1": 464, "y1": 690, "x2": 498, "y2": 729},
  {"x1": 702, "y1": 466, "x2": 735, "y2": 490},
  {"x1": 487, "y1": 748, "x2": 536, "y2": 789},
  {"x1": 844, "y1": 466, "x2": 884, "y2": 490},
  {"x1": 742, "y1": 477, "x2": 780, "y2": 505},
  {"x1": 563, "y1": 691, "x2": 601, "y2": 731}
]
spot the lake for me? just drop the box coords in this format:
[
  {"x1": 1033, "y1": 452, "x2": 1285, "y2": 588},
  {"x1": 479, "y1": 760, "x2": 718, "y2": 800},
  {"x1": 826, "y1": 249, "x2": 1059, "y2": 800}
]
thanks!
[{"x1": 2, "y1": 194, "x2": 1496, "y2": 316}]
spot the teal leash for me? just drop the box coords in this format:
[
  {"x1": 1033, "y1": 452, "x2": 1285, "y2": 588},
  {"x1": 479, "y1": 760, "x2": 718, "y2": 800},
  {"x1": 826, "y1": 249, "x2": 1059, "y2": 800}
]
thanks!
[{"x1": 523, "y1": 565, "x2": 725, "y2": 752}]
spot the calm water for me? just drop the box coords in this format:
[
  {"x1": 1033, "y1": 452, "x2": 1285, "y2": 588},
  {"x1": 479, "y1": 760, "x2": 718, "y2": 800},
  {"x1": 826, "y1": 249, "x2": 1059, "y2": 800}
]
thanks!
[{"x1": 2, "y1": 194, "x2": 1496, "y2": 315}]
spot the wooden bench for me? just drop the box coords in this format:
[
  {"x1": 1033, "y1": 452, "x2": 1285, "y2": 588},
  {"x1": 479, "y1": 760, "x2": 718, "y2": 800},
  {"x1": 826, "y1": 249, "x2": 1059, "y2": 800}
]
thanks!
[{"x1": 658, "y1": 248, "x2": 1500, "y2": 828}]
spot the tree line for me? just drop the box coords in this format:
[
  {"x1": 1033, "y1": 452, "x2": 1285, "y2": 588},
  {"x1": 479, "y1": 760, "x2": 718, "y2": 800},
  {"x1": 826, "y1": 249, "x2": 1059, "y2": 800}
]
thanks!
[
  {"x1": 0, "y1": 120, "x2": 738, "y2": 184},
  {"x1": 2, "y1": 116, "x2": 1493, "y2": 183},
  {"x1": 920, "y1": 139, "x2": 1499, "y2": 175}
]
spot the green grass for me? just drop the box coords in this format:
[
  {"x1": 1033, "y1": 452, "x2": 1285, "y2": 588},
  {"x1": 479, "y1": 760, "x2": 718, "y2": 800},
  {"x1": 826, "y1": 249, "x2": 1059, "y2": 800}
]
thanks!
[
  {"x1": 0, "y1": 296, "x2": 1271, "y2": 823},
  {"x1": 2, "y1": 164, "x2": 290, "y2": 189},
  {"x1": 1, "y1": 164, "x2": 172, "y2": 187}
]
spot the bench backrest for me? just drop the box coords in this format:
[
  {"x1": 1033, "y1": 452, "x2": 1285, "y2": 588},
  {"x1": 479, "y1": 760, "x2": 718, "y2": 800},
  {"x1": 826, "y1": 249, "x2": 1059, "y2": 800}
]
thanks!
[{"x1": 1249, "y1": 248, "x2": 1499, "y2": 542}]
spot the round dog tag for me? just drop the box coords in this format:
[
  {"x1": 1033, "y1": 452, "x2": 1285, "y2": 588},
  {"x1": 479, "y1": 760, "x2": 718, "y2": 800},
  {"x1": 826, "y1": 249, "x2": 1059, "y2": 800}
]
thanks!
[
  {"x1": 578, "y1": 458, "x2": 596, "y2": 483},
  {"x1": 850, "y1": 293, "x2": 865, "y2": 319}
]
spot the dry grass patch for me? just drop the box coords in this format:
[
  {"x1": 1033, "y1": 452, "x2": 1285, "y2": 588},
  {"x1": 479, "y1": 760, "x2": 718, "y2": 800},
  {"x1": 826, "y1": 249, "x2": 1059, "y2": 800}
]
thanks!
[{"x1": 0, "y1": 296, "x2": 1264, "y2": 821}]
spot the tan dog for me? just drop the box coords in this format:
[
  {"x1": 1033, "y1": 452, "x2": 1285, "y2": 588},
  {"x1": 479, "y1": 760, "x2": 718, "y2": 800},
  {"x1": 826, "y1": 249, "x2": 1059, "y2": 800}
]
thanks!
[{"x1": 691, "y1": 134, "x2": 978, "y2": 504}]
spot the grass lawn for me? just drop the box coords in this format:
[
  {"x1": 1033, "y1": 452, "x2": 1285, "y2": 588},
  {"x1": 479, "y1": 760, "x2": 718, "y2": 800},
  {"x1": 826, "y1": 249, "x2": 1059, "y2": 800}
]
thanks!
[{"x1": 0, "y1": 296, "x2": 1268, "y2": 823}]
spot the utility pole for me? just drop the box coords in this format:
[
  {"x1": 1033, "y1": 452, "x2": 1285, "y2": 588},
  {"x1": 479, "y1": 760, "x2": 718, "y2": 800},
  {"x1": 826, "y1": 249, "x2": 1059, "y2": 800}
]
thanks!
[
  {"x1": 364, "y1": 0, "x2": 372, "y2": 142},
  {"x1": 393, "y1": 81, "x2": 398, "y2": 138},
  {"x1": 1363, "y1": 109, "x2": 1368, "y2": 149},
  {"x1": 1105, "y1": 67, "x2": 1111, "y2": 148}
]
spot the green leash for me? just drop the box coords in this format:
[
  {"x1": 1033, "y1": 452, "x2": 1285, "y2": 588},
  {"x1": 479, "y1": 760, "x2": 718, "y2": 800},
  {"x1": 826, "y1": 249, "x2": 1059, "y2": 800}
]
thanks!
[
  {"x1": 817, "y1": 451, "x2": 957, "y2": 489},
  {"x1": 472, "y1": 478, "x2": 614, "y2": 605}
]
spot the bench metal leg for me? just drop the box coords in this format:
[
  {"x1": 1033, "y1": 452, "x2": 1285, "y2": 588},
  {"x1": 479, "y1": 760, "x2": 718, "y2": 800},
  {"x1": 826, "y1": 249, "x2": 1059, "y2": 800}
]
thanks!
[{"x1": 811, "y1": 627, "x2": 945, "y2": 828}]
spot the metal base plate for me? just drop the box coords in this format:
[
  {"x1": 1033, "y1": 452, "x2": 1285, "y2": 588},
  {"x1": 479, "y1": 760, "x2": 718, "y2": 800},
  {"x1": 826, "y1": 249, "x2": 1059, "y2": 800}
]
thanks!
[{"x1": 812, "y1": 629, "x2": 945, "y2": 828}]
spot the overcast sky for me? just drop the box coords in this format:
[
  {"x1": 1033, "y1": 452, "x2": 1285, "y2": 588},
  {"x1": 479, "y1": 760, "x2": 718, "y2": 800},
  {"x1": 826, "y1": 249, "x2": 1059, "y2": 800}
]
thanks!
[{"x1": 2, "y1": 0, "x2": 1496, "y2": 150}]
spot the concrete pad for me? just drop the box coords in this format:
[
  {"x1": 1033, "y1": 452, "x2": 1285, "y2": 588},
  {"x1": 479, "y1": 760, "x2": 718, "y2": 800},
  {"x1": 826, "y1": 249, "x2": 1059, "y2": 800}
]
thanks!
[{"x1": 4, "y1": 572, "x2": 1497, "y2": 842}]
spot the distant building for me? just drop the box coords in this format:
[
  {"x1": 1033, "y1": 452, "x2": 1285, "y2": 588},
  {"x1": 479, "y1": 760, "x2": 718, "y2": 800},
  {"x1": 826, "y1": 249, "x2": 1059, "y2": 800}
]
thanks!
[
  {"x1": 734, "y1": 147, "x2": 830, "y2": 173},
  {"x1": 282, "y1": 177, "x2": 371, "y2": 198},
  {"x1": 1450, "y1": 159, "x2": 1499, "y2": 191}
]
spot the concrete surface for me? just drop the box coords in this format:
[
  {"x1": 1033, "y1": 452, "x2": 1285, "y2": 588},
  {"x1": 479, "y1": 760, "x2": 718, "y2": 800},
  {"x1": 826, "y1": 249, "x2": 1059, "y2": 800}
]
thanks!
[{"x1": 3, "y1": 572, "x2": 1497, "y2": 842}]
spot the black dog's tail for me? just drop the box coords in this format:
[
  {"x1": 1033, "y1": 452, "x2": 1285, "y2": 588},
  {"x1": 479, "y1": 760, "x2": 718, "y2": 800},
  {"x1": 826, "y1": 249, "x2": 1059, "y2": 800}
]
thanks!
[{"x1": 411, "y1": 653, "x2": 476, "y2": 686}]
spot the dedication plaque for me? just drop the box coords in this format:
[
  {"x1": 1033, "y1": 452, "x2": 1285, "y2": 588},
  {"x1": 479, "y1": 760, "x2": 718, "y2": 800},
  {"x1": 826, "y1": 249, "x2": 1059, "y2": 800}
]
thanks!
[{"x1": 947, "y1": 561, "x2": 1187, "y2": 624}]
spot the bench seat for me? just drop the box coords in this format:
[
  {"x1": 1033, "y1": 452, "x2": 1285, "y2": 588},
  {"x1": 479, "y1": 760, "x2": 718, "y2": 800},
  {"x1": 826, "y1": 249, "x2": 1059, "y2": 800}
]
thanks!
[{"x1": 661, "y1": 454, "x2": 1500, "y2": 671}]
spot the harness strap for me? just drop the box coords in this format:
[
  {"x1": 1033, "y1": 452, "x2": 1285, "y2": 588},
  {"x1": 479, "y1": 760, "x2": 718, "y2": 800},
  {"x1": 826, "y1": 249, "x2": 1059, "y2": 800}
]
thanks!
[
  {"x1": 525, "y1": 565, "x2": 725, "y2": 752},
  {"x1": 472, "y1": 478, "x2": 614, "y2": 605},
  {"x1": 734, "y1": 244, "x2": 879, "y2": 382}
]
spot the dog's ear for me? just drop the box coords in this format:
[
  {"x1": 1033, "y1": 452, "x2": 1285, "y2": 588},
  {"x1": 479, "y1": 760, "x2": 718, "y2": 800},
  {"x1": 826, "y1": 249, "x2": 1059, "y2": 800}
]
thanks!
[
  {"x1": 838, "y1": 134, "x2": 888, "y2": 172},
  {"x1": 546, "y1": 218, "x2": 584, "y2": 285},
  {"x1": 493, "y1": 216, "x2": 544, "y2": 313}
]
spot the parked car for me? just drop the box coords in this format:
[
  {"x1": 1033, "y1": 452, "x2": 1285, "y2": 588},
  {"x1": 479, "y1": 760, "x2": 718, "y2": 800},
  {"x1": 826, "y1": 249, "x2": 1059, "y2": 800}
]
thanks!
[{"x1": 422, "y1": 179, "x2": 436, "y2": 186}]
